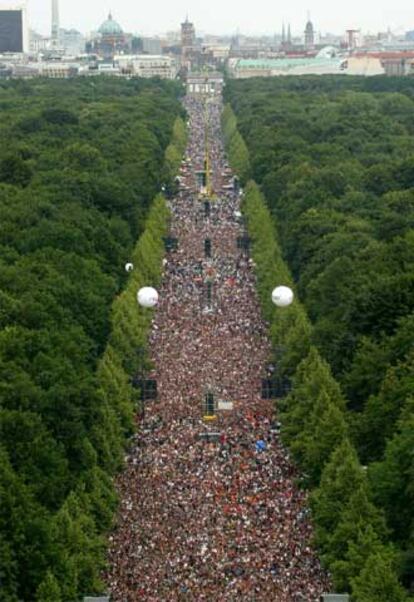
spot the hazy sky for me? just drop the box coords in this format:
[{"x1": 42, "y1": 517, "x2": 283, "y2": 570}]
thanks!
[{"x1": 25, "y1": 0, "x2": 414, "y2": 37}]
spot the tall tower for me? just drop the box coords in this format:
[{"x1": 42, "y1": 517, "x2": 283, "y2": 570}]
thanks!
[
  {"x1": 51, "y1": 0, "x2": 59, "y2": 45},
  {"x1": 346, "y1": 29, "x2": 359, "y2": 50},
  {"x1": 281, "y1": 23, "x2": 292, "y2": 50},
  {"x1": 181, "y1": 15, "x2": 195, "y2": 50},
  {"x1": 304, "y1": 13, "x2": 315, "y2": 49}
]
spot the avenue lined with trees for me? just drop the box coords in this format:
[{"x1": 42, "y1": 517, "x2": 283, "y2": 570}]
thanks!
[
  {"x1": 224, "y1": 76, "x2": 414, "y2": 600},
  {"x1": 0, "y1": 77, "x2": 183, "y2": 601},
  {"x1": 1, "y1": 71, "x2": 413, "y2": 602}
]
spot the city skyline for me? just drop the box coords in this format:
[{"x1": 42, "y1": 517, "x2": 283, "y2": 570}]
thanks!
[{"x1": 26, "y1": 0, "x2": 413, "y2": 37}]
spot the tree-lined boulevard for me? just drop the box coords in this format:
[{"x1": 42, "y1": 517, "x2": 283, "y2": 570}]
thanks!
[{"x1": 106, "y1": 94, "x2": 329, "y2": 601}]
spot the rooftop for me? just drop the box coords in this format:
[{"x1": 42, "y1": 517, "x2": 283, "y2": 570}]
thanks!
[
  {"x1": 234, "y1": 56, "x2": 342, "y2": 69},
  {"x1": 98, "y1": 13, "x2": 123, "y2": 36}
]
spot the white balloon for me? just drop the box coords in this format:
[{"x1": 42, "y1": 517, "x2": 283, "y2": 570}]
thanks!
[
  {"x1": 137, "y1": 287, "x2": 159, "y2": 308},
  {"x1": 272, "y1": 286, "x2": 294, "y2": 307},
  {"x1": 125, "y1": 263, "x2": 134, "y2": 273}
]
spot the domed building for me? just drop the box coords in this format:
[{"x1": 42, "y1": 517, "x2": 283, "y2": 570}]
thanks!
[
  {"x1": 91, "y1": 12, "x2": 127, "y2": 58},
  {"x1": 98, "y1": 12, "x2": 123, "y2": 37}
]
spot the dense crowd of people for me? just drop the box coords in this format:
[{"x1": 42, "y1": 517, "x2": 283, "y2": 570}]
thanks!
[{"x1": 106, "y1": 95, "x2": 330, "y2": 601}]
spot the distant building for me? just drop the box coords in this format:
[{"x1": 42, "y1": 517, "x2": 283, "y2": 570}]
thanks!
[
  {"x1": 39, "y1": 62, "x2": 79, "y2": 77},
  {"x1": 346, "y1": 29, "x2": 360, "y2": 50},
  {"x1": 186, "y1": 71, "x2": 224, "y2": 95},
  {"x1": 90, "y1": 12, "x2": 127, "y2": 58},
  {"x1": 0, "y1": 8, "x2": 27, "y2": 53},
  {"x1": 202, "y1": 44, "x2": 230, "y2": 62},
  {"x1": 319, "y1": 32, "x2": 342, "y2": 47},
  {"x1": 228, "y1": 40, "x2": 265, "y2": 59},
  {"x1": 304, "y1": 17, "x2": 315, "y2": 49},
  {"x1": 161, "y1": 42, "x2": 181, "y2": 58},
  {"x1": 60, "y1": 29, "x2": 85, "y2": 55},
  {"x1": 181, "y1": 16, "x2": 195, "y2": 49},
  {"x1": 7, "y1": 61, "x2": 80, "y2": 78},
  {"x1": 227, "y1": 49, "x2": 414, "y2": 78},
  {"x1": 30, "y1": 29, "x2": 49, "y2": 52},
  {"x1": 227, "y1": 54, "x2": 345, "y2": 78},
  {"x1": 115, "y1": 54, "x2": 178, "y2": 79},
  {"x1": 10, "y1": 63, "x2": 39, "y2": 77},
  {"x1": 350, "y1": 50, "x2": 414, "y2": 75},
  {"x1": 142, "y1": 37, "x2": 162, "y2": 55},
  {"x1": 383, "y1": 58, "x2": 413, "y2": 75},
  {"x1": 97, "y1": 62, "x2": 120, "y2": 75},
  {"x1": 180, "y1": 17, "x2": 200, "y2": 70},
  {"x1": 345, "y1": 55, "x2": 385, "y2": 75}
]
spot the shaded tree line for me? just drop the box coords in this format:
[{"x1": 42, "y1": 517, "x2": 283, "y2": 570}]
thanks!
[
  {"x1": 222, "y1": 100, "x2": 413, "y2": 601},
  {"x1": 0, "y1": 77, "x2": 183, "y2": 600}
]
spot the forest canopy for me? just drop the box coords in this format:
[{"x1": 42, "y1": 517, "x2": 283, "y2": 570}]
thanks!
[
  {"x1": 0, "y1": 76, "x2": 183, "y2": 601},
  {"x1": 225, "y1": 75, "x2": 414, "y2": 596}
]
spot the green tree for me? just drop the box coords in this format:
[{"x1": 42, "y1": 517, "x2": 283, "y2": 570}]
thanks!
[
  {"x1": 327, "y1": 484, "x2": 388, "y2": 590},
  {"x1": 336, "y1": 526, "x2": 387, "y2": 594},
  {"x1": 0, "y1": 531, "x2": 18, "y2": 602},
  {"x1": 0, "y1": 77, "x2": 182, "y2": 599},
  {"x1": 0, "y1": 154, "x2": 32, "y2": 187},
  {"x1": 41, "y1": 107, "x2": 79, "y2": 125},
  {"x1": 0, "y1": 447, "x2": 51, "y2": 600},
  {"x1": 272, "y1": 307, "x2": 313, "y2": 375},
  {"x1": 369, "y1": 401, "x2": 414, "y2": 582},
  {"x1": 291, "y1": 391, "x2": 348, "y2": 486},
  {"x1": 225, "y1": 76, "x2": 414, "y2": 596},
  {"x1": 311, "y1": 438, "x2": 365, "y2": 554},
  {"x1": 51, "y1": 492, "x2": 105, "y2": 599},
  {"x1": 228, "y1": 130, "x2": 251, "y2": 184},
  {"x1": 35, "y1": 571, "x2": 62, "y2": 602},
  {"x1": 281, "y1": 346, "x2": 346, "y2": 444},
  {"x1": 357, "y1": 353, "x2": 414, "y2": 462},
  {"x1": 351, "y1": 551, "x2": 409, "y2": 602}
]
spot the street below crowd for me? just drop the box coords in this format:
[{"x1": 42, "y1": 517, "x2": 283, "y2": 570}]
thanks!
[{"x1": 106, "y1": 94, "x2": 330, "y2": 601}]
